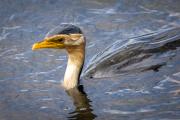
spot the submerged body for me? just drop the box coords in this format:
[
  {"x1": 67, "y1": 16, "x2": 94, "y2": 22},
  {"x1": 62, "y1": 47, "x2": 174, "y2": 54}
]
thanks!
[{"x1": 32, "y1": 24, "x2": 85, "y2": 89}]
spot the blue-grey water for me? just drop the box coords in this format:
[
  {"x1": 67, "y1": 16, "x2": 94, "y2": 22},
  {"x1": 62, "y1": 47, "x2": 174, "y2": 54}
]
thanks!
[{"x1": 0, "y1": 0, "x2": 180, "y2": 120}]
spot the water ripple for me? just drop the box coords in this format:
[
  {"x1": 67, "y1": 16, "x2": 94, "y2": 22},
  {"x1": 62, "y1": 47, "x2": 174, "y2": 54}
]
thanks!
[
  {"x1": 28, "y1": 65, "x2": 63, "y2": 75},
  {"x1": 173, "y1": 72, "x2": 180, "y2": 78},
  {"x1": 106, "y1": 88, "x2": 150, "y2": 95},
  {"x1": 88, "y1": 8, "x2": 116, "y2": 14},
  {"x1": 103, "y1": 108, "x2": 155, "y2": 115},
  {"x1": 40, "y1": 106, "x2": 49, "y2": 109}
]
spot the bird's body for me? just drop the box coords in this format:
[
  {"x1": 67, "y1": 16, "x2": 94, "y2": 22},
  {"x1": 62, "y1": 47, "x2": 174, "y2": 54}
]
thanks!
[{"x1": 32, "y1": 24, "x2": 85, "y2": 89}]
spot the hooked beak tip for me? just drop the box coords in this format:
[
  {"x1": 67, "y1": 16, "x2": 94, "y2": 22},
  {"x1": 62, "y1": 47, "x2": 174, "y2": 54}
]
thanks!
[{"x1": 32, "y1": 43, "x2": 39, "y2": 50}]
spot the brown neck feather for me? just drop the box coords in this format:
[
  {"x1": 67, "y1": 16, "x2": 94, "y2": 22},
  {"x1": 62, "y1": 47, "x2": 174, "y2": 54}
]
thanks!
[{"x1": 63, "y1": 44, "x2": 85, "y2": 89}]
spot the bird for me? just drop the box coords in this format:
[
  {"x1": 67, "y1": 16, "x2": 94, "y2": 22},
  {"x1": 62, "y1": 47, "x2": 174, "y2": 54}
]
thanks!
[{"x1": 32, "y1": 24, "x2": 85, "y2": 90}]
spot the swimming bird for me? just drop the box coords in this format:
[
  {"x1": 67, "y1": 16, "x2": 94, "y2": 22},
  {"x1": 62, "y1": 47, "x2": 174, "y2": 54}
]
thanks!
[{"x1": 32, "y1": 24, "x2": 85, "y2": 90}]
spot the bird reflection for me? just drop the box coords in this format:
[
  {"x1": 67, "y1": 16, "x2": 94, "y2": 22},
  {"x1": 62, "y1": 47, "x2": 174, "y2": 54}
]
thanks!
[{"x1": 66, "y1": 85, "x2": 96, "y2": 120}]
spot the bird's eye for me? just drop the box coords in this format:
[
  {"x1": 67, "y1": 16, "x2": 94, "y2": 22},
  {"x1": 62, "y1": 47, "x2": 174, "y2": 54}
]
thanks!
[{"x1": 58, "y1": 38, "x2": 64, "y2": 42}]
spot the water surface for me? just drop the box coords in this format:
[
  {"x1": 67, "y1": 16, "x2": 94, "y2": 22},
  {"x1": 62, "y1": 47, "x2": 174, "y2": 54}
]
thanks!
[{"x1": 0, "y1": 0, "x2": 180, "y2": 120}]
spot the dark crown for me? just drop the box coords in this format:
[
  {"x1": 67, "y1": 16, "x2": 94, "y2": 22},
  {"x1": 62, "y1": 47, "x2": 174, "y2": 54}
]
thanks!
[{"x1": 46, "y1": 24, "x2": 82, "y2": 37}]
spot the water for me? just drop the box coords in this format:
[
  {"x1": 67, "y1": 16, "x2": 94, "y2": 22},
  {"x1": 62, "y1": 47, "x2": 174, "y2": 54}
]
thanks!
[{"x1": 0, "y1": 0, "x2": 180, "y2": 120}]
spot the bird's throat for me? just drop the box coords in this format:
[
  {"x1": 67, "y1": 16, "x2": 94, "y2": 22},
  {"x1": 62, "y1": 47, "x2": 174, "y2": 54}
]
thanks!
[{"x1": 63, "y1": 46, "x2": 85, "y2": 89}]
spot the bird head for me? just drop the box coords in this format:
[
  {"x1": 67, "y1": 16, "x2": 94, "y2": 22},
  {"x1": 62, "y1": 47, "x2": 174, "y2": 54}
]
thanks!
[{"x1": 32, "y1": 24, "x2": 85, "y2": 50}]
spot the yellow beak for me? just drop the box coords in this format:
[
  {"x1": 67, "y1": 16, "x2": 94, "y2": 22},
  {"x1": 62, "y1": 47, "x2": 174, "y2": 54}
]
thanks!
[{"x1": 32, "y1": 36, "x2": 65, "y2": 50}]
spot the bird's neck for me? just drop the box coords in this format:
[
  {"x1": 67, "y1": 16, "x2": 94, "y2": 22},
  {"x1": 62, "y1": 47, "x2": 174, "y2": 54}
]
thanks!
[{"x1": 63, "y1": 46, "x2": 85, "y2": 89}]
